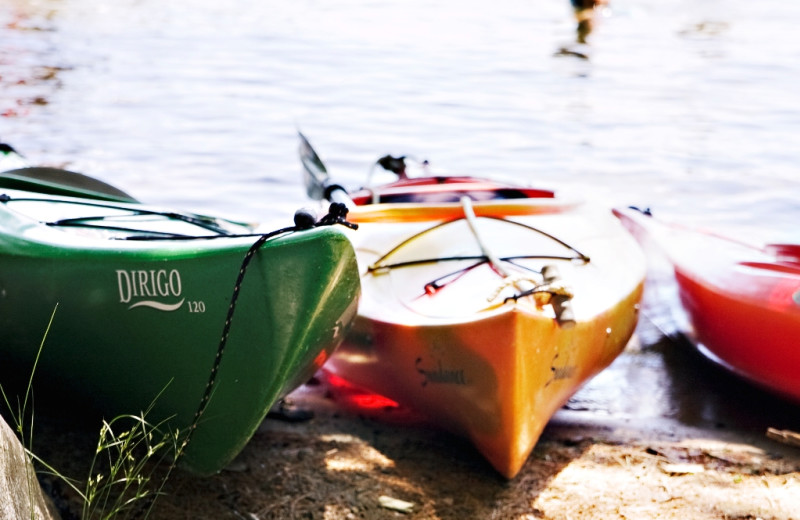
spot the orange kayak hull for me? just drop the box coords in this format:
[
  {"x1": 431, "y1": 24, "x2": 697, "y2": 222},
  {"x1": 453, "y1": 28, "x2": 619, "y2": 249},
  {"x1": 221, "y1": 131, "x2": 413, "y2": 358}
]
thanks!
[
  {"x1": 329, "y1": 288, "x2": 642, "y2": 478},
  {"x1": 329, "y1": 197, "x2": 645, "y2": 478}
]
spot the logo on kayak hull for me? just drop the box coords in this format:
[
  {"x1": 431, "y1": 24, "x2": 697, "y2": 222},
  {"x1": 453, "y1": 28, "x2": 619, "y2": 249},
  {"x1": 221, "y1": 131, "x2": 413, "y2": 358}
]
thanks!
[
  {"x1": 415, "y1": 357, "x2": 466, "y2": 387},
  {"x1": 116, "y1": 269, "x2": 184, "y2": 311}
]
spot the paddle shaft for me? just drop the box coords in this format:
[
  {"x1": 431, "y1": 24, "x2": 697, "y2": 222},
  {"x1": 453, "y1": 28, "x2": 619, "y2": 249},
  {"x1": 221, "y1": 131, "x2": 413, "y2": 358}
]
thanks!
[{"x1": 460, "y1": 196, "x2": 511, "y2": 277}]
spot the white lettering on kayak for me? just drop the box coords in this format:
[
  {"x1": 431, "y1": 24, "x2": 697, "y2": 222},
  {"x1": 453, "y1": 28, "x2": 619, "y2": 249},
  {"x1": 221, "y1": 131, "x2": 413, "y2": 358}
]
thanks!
[
  {"x1": 116, "y1": 269, "x2": 184, "y2": 311},
  {"x1": 128, "y1": 299, "x2": 186, "y2": 311}
]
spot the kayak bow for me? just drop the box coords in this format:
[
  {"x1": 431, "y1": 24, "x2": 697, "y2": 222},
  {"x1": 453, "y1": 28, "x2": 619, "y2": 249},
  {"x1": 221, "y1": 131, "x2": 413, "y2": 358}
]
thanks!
[
  {"x1": 300, "y1": 133, "x2": 645, "y2": 478},
  {"x1": 0, "y1": 145, "x2": 361, "y2": 475}
]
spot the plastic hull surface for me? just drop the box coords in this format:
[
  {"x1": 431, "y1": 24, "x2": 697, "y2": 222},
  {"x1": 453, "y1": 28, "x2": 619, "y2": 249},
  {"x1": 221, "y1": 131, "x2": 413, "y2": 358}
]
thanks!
[
  {"x1": 615, "y1": 207, "x2": 800, "y2": 403},
  {"x1": 0, "y1": 188, "x2": 360, "y2": 475},
  {"x1": 329, "y1": 196, "x2": 645, "y2": 478}
]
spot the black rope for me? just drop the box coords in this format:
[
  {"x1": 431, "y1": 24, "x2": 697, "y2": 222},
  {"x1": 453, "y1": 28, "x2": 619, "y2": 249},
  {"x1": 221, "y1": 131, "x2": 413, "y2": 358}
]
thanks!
[
  {"x1": 136, "y1": 204, "x2": 351, "y2": 511},
  {"x1": 313, "y1": 201, "x2": 358, "y2": 230},
  {"x1": 0, "y1": 193, "x2": 361, "y2": 240},
  {"x1": 368, "y1": 215, "x2": 589, "y2": 274},
  {"x1": 503, "y1": 287, "x2": 563, "y2": 304},
  {"x1": 422, "y1": 259, "x2": 486, "y2": 295},
  {"x1": 182, "y1": 227, "x2": 290, "y2": 440},
  {"x1": 367, "y1": 253, "x2": 585, "y2": 274},
  {"x1": 123, "y1": 232, "x2": 266, "y2": 241},
  {"x1": 175, "y1": 203, "x2": 354, "y2": 463},
  {"x1": 0, "y1": 194, "x2": 236, "y2": 235},
  {"x1": 48, "y1": 211, "x2": 230, "y2": 234},
  {"x1": 484, "y1": 215, "x2": 590, "y2": 262},
  {"x1": 365, "y1": 213, "x2": 589, "y2": 304},
  {"x1": 47, "y1": 221, "x2": 200, "y2": 239}
]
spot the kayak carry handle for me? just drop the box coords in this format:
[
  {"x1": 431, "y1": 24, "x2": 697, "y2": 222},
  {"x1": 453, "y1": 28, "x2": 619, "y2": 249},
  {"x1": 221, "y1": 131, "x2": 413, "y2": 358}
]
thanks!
[
  {"x1": 541, "y1": 265, "x2": 576, "y2": 327},
  {"x1": 765, "y1": 244, "x2": 800, "y2": 265}
]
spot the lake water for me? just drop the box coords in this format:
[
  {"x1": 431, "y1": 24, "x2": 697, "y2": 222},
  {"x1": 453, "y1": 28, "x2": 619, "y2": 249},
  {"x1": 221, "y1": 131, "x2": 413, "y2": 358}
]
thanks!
[{"x1": 2, "y1": 0, "x2": 799, "y2": 433}]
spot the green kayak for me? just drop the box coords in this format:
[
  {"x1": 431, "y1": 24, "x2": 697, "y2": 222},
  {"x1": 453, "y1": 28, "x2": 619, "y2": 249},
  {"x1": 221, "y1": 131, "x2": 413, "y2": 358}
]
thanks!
[{"x1": 0, "y1": 145, "x2": 361, "y2": 475}]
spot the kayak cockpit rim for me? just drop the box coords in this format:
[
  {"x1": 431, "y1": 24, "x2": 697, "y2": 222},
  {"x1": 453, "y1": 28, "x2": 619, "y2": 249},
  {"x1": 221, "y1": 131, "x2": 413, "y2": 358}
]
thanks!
[
  {"x1": 366, "y1": 215, "x2": 590, "y2": 273},
  {"x1": 364, "y1": 213, "x2": 588, "y2": 322},
  {"x1": 0, "y1": 191, "x2": 285, "y2": 241},
  {"x1": 0, "y1": 191, "x2": 358, "y2": 246}
]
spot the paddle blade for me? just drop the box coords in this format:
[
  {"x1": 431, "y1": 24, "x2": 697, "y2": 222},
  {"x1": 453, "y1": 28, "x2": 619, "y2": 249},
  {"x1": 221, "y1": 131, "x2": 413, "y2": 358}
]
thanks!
[
  {"x1": 0, "y1": 143, "x2": 29, "y2": 172},
  {"x1": 0, "y1": 166, "x2": 139, "y2": 203},
  {"x1": 298, "y1": 131, "x2": 329, "y2": 200}
]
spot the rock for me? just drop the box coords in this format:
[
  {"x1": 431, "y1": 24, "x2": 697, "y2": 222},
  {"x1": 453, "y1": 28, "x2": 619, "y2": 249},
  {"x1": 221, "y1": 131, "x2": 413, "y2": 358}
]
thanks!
[{"x1": 0, "y1": 414, "x2": 60, "y2": 520}]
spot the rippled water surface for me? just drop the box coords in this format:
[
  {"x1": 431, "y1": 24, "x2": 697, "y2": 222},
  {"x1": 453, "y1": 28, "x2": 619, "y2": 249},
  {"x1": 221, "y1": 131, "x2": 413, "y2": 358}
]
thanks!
[{"x1": 2, "y1": 0, "x2": 799, "y2": 430}]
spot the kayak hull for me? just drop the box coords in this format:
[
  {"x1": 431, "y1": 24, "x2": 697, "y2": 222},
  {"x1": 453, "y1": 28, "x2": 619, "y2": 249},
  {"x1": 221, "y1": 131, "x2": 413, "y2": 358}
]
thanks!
[
  {"x1": 328, "y1": 197, "x2": 645, "y2": 478},
  {"x1": 0, "y1": 188, "x2": 361, "y2": 475},
  {"x1": 330, "y1": 289, "x2": 641, "y2": 478},
  {"x1": 614, "y1": 208, "x2": 800, "y2": 403}
]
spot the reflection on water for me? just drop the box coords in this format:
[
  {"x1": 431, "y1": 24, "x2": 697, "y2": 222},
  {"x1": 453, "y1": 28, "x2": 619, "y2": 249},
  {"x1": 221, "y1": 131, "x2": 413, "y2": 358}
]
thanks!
[
  {"x1": 0, "y1": 8, "x2": 63, "y2": 118},
  {"x1": 570, "y1": 0, "x2": 609, "y2": 45},
  {"x1": 2, "y1": 0, "x2": 800, "y2": 431},
  {"x1": 568, "y1": 331, "x2": 791, "y2": 430},
  {"x1": 569, "y1": 270, "x2": 800, "y2": 435}
]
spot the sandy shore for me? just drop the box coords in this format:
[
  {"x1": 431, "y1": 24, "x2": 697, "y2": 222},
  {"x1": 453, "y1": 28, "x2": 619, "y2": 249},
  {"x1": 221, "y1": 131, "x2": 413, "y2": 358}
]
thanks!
[{"x1": 30, "y1": 340, "x2": 800, "y2": 520}]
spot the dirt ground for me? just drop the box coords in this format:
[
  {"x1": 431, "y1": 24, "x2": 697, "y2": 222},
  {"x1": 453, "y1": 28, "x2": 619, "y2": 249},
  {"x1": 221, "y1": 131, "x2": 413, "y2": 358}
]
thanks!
[{"x1": 28, "y1": 346, "x2": 800, "y2": 520}]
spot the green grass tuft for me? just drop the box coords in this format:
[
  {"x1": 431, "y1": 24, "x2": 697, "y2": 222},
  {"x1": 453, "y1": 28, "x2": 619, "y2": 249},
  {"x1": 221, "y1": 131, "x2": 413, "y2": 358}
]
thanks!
[{"x1": 1, "y1": 305, "x2": 186, "y2": 520}]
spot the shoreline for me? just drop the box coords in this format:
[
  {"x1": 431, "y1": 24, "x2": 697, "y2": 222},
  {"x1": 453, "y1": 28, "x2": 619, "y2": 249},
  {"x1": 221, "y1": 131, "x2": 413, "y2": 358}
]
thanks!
[{"x1": 27, "y1": 341, "x2": 800, "y2": 519}]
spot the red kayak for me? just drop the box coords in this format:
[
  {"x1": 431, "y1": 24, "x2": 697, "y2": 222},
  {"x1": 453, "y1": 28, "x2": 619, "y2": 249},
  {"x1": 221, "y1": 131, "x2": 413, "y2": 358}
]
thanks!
[{"x1": 614, "y1": 207, "x2": 800, "y2": 403}]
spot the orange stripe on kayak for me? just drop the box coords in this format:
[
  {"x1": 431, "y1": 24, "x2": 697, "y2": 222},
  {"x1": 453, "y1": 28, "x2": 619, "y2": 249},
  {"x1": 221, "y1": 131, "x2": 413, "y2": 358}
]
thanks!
[{"x1": 348, "y1": 198, "x2": 582, "y2": 223}]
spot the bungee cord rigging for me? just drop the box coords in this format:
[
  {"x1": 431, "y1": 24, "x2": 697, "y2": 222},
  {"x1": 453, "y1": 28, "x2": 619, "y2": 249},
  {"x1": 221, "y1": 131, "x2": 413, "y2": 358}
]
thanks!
[{"x1": 365, "y1": 209, "x2": 588, "y2": 317}]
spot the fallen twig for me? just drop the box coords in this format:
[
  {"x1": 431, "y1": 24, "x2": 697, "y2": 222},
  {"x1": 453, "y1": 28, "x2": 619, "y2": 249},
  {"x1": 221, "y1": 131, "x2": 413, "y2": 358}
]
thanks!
[{"x1": 766, "y1": 428, "x2": 800, "y2": 449}]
